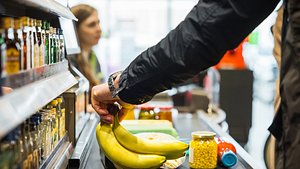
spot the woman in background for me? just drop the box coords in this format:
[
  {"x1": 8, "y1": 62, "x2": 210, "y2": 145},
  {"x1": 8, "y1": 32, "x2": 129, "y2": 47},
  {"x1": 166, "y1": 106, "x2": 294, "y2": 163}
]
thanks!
[{"x1": 71, "y1": 4, "x2": 103, "y2": 112}]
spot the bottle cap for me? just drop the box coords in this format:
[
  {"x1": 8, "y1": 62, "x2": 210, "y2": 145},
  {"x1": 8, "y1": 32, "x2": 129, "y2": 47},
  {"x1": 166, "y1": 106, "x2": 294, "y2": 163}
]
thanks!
[
  {"x1": 140, "y1": 106, "x2": 154, "y2": 111},
  {"x1": 37, "y1": 20, "x2": 42, "y2": 27},
  {"x1": 32, "y1": 19, "x2": 37, "y2": 26},
  {"x1": 221, "y1": 150, "x2": 237, "y2": 167},
  {"x1": 159, "y1": 106, "x2": 173, "y2": 110},
  {"x1": 57, "y1": 97, "x2": 62, "y2": 103},
  {"x1": 192, "y1": 131, "x2": 216, "y2": 139},
  {"x1": 46, "y1": 22, "x2": 50, "y2": 30},
  {"x1": 51, "y1": 99, "x2": 58, "y2": 106},
  {"x1": 20, "y1": 16, "x2": 29, "y2": 27},
  {"x1": 14, "y1": 18, "x2": 21, "y2": 29},
  {"x1": 29, "y1": 18, "x2": 33, "y2": 27},
  {"x1": 2, "y1": 17, "x2": 13, "y2": 29}
]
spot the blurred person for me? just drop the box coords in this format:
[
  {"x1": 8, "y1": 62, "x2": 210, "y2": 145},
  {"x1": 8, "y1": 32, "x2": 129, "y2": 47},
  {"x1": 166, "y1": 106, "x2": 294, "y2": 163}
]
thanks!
[
  {"x1": 265, "y1": 5, "x2": 283, "y2": 169},
  {"x1": 91, "y1": 0, "x2": 300, "y2": 168},
  {"x1": 71, "y1": 4, "x2": 103, "y2": 112}
]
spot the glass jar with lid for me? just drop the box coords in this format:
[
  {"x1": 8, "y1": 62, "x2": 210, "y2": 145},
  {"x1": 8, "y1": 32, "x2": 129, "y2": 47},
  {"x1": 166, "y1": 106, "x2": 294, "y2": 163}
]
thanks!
[
  {"x1": 157, "y1": 106, "x2": 173, "y2": 122},
  {"x1": 189, "y1": 131, "x2": 218, "y2": 169},
  {"x1": 138, "y1": 106, "x2": 155, "y2": 120}
]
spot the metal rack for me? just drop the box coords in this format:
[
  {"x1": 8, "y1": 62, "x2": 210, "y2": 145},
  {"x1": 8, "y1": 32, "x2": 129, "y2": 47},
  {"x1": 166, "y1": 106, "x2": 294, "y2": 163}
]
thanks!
[
  {"x1": 40, "y1": 133, "x2": 73, "y2": 169},
  {"x1": 0, "y1": 61, "x2": 77, "y2": 139},
  {"x1": 0, "y1": 1, "x2": 82, "y2": 169},
  {"x1": 0, "y1": 0, "x2": 77, "y2": 20}
]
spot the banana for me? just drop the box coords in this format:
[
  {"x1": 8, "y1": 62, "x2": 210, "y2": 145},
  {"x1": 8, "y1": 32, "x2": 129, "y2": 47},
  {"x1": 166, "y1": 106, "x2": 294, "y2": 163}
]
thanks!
[
  {"x1": 95, "y1": 124, "x2": 166, "y2": 169},
  {"x1": 113, "y1": 115, "x2": 189, "y2": 159}
]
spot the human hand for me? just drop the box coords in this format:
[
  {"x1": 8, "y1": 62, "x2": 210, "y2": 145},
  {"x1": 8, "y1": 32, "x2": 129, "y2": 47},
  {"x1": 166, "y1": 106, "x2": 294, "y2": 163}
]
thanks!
[
  {"x1": 2, "y1": 87, "x2": 13, "y2": 95},
  {"x1": 91, "y1": 75, "x2": 134, "y2": 124}
]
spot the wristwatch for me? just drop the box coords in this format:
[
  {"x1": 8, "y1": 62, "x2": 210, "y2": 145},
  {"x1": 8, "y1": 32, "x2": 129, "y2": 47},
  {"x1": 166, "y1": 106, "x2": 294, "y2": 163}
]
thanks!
[{"x1": 108, "y1": 71, "x2": 123, "y2": 98}]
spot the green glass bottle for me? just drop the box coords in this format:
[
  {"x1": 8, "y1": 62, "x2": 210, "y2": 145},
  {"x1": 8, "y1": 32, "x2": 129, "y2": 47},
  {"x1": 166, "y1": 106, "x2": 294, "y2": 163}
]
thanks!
[{"x1": 43, "y1": 21, "x2": 50, "y2": 65}]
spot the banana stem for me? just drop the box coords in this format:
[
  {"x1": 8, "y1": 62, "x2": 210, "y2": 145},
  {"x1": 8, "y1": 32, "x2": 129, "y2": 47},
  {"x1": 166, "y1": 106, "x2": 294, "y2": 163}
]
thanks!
[{"x1": 107, "y1": 103, "x2": 121, "y2": 116}]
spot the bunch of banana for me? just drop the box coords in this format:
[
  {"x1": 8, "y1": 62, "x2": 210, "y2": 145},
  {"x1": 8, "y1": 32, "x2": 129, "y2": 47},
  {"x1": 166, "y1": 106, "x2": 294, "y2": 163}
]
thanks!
[
  {"x1": 96, "y1": 124, "x2": 166, "y2": 169},
  {"x1": 95, "y1": 104, "x2": 189, "y2": 168},
  {"x1": 113, "y1": 115, "x2": 189, "y2": 160}
]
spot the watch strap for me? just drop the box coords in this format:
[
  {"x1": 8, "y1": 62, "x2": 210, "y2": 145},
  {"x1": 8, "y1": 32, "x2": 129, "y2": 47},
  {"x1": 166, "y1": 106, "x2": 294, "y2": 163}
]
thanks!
[{"x1": 108, "y1": 71, "x2": 122, "y2": 98}]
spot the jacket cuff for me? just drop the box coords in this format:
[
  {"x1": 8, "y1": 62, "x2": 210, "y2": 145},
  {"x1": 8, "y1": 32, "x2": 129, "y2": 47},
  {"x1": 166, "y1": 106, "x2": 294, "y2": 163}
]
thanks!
[{"x1": 117, "y1": 70, "x2": 153, "y2": 105}]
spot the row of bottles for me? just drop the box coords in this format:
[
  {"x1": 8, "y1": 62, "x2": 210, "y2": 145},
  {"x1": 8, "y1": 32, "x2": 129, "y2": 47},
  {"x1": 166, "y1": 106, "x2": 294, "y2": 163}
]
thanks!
[
  {"x1": 0, "y1": 16, "x2": 65, "y2": 77},
  {"x1": 0, "y1": 96, "x2": 66, "y2": 169}
]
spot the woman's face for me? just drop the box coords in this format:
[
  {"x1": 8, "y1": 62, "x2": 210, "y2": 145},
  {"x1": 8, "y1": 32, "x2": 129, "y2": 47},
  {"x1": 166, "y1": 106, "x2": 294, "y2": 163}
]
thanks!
[{"x1": 78, "y1": 11, "x2": 102, "y2": 47}]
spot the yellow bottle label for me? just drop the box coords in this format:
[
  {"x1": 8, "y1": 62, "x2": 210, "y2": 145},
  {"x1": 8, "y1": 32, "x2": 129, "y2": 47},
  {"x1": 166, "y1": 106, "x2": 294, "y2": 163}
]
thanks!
[
  {"x1": 39, "y1": 44, "x2": 45, "y2": 65},
  {"x1": 6, "y1": 47, "x2": 20, "y2": 74},
  {"x1": 33, "y1": 149, "x2": 39, "y2": 168},
  {"x1": 52, "y1": 128, "x2": 57, "y2": 146},
  {"x1": 22, "y1": 159, "x2": 29, "y2": 169},
  {"x1": 47, "y1": 125, "x2": 52, "y2": 153},
  {"x1": 61, "y1": 108, "x2": 66, "y2": 136},
  {"x1": 44, "y1": 133, "x2": 50, "y2": 156},
  {"x1": 25, "y1": 36, "x2": 31, "y2": 69},
  {"x1": 61, "y1": 116, "x2": 65, "y2": 135},
  {"x1": 27, "y1": 153, "x2": 33, "y2": 168}
]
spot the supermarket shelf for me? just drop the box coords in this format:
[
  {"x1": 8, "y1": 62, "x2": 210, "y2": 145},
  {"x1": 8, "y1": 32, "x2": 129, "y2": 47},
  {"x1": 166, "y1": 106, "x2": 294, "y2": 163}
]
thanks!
[
  {"x1": 0, "y1": 0, "x2": 77, "y2": 20},
  {"x1": 69, "y1": 114, "x2": 99, "y2": 169},
  {"x1": 40, "y1": 133, "x2": 74, "y2": 169},
  {"x1": 0, "y1": 61, "x2": 69, "y2": 89},
  {"x1": 0, "y1": 70, "x2": 78, "y2": 139},
  {"x1": 75, "y1": 113, "x2": 90, "y2": 141}
]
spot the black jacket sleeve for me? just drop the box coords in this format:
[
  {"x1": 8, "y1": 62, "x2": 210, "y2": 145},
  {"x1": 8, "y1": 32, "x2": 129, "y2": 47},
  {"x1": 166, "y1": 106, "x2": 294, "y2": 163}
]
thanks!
[{"x1": 118, "y1": 0, "x2": 279, "y2": 104}]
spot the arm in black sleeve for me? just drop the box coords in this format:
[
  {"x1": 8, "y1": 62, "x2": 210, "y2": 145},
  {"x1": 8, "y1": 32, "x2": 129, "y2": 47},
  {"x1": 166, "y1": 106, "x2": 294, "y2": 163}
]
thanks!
[{"x1": 118, "y1": 0, "x2": 279, "y2": 104}]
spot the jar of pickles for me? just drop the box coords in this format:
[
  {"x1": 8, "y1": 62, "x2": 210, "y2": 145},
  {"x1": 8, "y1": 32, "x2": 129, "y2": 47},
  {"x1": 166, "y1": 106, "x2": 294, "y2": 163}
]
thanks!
[
  {"x1": 189, "y1": 131, "x2": 217, "y2": 169},
  {"x1": 138, "y1": 106, "x2": 155, "y2": 119}
]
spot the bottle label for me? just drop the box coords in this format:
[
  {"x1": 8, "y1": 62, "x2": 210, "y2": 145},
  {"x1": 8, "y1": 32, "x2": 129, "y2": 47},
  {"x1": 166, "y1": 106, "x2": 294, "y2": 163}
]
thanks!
[
  {"x1": 22, "y1": 159, "x2": 29, "y2": 169},
  {"x1": 27, "y1": 153, "x2": 33, "y2": 168},
  {"x1": 34, "y1": 44, "x2": 39, "y2": 67},
  {"x1": 26, "y1": 35, "x2": 31, "y2": 69},
  {"x1": 6, "y1": 47, "x2": 20, "y2": 74},
  {"x1": 61, "y1": 109, "x2": 66, "y2": 136},
  {"x1": 33, "y1": 149, "x2": 39, "y2": 168}
]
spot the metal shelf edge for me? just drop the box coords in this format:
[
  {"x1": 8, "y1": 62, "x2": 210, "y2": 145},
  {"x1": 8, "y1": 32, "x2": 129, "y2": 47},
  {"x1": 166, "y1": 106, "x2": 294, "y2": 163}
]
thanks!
[
  {"x1": 40, "y1": 133, "x2": 73, "y2": 169},
  {"x1": 0, "y1": 71, "x2": 78, "y2": 139},
  {"x1": 11, "y1": 0, "x2": 77, "y2": 20},
  {"x1": 69, "y1": 115, "x2": 99, "y2": 169},
  {"x1": 0, "y1": 61, "x2": 69, "y2": 89}
]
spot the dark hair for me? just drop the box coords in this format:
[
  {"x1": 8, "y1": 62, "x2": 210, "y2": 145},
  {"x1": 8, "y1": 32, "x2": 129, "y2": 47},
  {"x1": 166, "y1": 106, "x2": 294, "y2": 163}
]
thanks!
[{"x1": 71, "y1": 4, "x2": 97, "y2": 27}]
